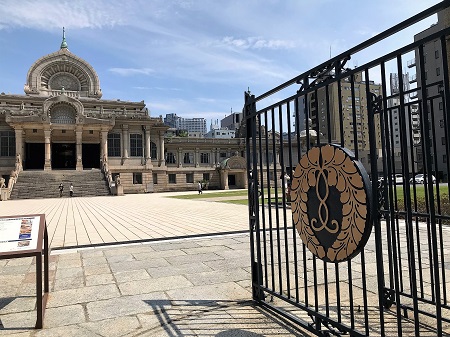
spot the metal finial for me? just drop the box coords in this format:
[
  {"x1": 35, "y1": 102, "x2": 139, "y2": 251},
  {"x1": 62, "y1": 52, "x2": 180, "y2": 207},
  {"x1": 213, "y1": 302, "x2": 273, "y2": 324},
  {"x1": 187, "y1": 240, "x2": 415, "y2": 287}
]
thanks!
[{"x1": 60, "y1": 27, "x2": 68, "y2": 49}]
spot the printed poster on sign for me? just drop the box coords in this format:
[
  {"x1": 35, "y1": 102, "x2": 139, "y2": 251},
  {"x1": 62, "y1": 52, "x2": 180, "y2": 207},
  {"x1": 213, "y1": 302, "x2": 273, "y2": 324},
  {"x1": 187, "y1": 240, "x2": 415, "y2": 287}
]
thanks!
[{"x1": 0, "y1": 216, "x2": 40, "y2": 253}]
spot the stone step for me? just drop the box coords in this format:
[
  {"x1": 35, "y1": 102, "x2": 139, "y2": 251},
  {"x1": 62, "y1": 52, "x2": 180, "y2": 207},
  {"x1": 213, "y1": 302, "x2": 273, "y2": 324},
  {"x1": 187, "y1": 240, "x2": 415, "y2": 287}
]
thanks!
[{"x1": 10, "y1": 170, "x2": 111, "y2": 199}]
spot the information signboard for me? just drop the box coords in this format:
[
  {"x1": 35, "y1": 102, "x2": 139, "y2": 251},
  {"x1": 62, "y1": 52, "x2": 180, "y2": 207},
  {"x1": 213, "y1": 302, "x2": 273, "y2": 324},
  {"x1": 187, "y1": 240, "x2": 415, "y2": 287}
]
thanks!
[
  {"x1": 0, "y1": 215, "x2": 41, "y2": 253},
  {"x1": 0, "y1": 214, "x2": 49, "y2": 329}
]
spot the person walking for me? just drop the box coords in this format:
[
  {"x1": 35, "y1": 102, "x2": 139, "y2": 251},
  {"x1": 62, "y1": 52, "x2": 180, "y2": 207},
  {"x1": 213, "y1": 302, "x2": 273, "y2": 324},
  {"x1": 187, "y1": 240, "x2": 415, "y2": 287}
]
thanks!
[
  {"x1": 69, "y1": 183, "x2": 74, "y2": 197},
  {"x1": 58, "y1": 183, "x2": 64, "y2": 197},
  {"x1": 197, "y1": 181, "x2": 203, "y2": 194}
]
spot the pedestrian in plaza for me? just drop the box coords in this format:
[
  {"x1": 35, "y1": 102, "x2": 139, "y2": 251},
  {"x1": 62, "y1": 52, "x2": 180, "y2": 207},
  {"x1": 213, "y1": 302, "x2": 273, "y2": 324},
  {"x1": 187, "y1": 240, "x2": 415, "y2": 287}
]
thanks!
[
  {"x1": 69, "y1": 183, "x2": 74, "y2": 197},
  {"x1": 198, "y1": 181, "x2": 203, "y2": 194},
  {"x1": 58, "y1": 183, "x2": 64, "y2": 197}
]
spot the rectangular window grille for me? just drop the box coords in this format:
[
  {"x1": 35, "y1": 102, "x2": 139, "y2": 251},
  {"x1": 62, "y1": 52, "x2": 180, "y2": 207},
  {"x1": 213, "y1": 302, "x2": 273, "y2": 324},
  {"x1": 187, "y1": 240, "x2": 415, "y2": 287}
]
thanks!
[
  {"x1": 166, "y1": 152, "x2": 176, "y2": 164},
  {"x1": 200, "y1": 153, "x2": 210, "y2": 164},
  {"x1": 130, "y1": 134, "x2": 143, "y2": 157},
  {"x1": 169, "y1": 174, "x2": 176, "y2": 184},
  {"x1": 107, "y1": 133, "x2": 121, "y2": 157},
  {"x1": 151, "y1": 142, "x2": 157, "y2": 159},
  {"x1": 133, "y1": 173, "x2": 142, "y2": 184},
  {"x1": 186, "y1": 173, "x2": 194, "y2": 183},
  {"x1": 184, "y1": 152, "x2": 194, "y2": 164},
  {"x1": 220, "y1": 152, "x2": 227, "y2": 158},
  {"x1": 153, "y1": 173, "x2": 158, "y2": 184},
  {"x1": 203, "y1": 173, "x2": 210, "y2": 181},
  {"x1": 0, "y1": 131, "x2": 15, "y2": 157}
]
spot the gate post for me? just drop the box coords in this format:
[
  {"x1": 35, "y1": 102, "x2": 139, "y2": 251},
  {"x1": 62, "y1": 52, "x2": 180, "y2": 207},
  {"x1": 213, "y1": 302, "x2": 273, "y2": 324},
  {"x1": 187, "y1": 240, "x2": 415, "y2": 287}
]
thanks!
[{"x1": 245, "y1": 91, "x2": 264, "y2": 301}]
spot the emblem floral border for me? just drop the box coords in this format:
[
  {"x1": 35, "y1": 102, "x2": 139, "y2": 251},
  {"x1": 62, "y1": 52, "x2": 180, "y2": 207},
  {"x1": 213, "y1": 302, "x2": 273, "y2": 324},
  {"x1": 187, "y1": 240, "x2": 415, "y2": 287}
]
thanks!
[{"x1": 290, "y1": 144, "x2": 371, "y2": 262}]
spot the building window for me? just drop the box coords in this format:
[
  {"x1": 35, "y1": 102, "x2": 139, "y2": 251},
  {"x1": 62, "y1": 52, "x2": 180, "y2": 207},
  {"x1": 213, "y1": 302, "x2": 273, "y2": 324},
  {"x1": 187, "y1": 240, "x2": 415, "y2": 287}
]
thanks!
[
  {"x1": 151, "y1": 142, "x2": 157, "y2": 159},
  {"x1": 169, "y1": 174, "x2": 177, "y2": 184},
  {"x1": 0, "y1": 131, "x2": 15, "y2": 157},
  {"x1": 203, "y1": 173, "x2": 210, "y2": 181},
  {"x1": 133, "y1": 173, "x2": 142, "y2": 184},
  {"x1": 186, "y1": 173, "x2": 194, "y2": 183},
  {"x1": 220, "y1": 152, "x2": 227, "y2": 158},
  {"x1": 184, "y1": 152, "x2": 194, "y2": 164},
  {"x1": 200, "y1": 153, "x2": 210, "y2": 164},
  {"x1": 437, "y1": 67, "x2": 441, "y2": 76},
  {"x1": 166, "y1": 152, "x2": 176, "y2": 164},
  {"x1": 442, "y1": 137, "x2": 446, "y2": 145},
  {"x1": 439, "y1": 102, "x2": 443, "y2": 110},
  {"x1": 107, "y1": 133, "x2": 121, "y2": 157},
  {"x1": 444, "y1": 155, "x2": 447, "y2": 163},
  {"x1": 130, "y1": 134, "x2": 143, "y2": 157},
  {"x1": 436, "y1": 50, "x2": 440, "y2": 59},
  {"x1": 153, "y1": 173, "x2": 158, "y2": 184}
]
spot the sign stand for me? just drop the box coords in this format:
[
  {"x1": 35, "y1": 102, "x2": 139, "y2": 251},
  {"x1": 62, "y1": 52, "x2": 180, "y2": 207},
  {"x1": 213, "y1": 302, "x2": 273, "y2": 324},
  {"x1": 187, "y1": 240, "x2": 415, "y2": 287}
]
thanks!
[{"x1": 0, "y1": 214, "x2": 49, "y2": 329}]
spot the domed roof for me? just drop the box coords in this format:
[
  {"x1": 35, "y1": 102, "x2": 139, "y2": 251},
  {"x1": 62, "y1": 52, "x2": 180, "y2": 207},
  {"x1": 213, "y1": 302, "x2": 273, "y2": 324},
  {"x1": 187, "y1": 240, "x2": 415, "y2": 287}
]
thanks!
[{"x1": 24, "y1": 29, "x2": 102, "y2": 99}]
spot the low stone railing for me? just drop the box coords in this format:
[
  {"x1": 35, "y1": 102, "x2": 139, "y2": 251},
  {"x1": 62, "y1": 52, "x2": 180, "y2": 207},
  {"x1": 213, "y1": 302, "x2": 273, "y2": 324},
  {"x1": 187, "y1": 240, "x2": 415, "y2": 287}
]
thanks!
[
  {"x1": 101, "y1": 158, "x2": 123, "y2": 196},
  {"x1": 1, "y1": 154, "x2": 22, "y2": 201}
]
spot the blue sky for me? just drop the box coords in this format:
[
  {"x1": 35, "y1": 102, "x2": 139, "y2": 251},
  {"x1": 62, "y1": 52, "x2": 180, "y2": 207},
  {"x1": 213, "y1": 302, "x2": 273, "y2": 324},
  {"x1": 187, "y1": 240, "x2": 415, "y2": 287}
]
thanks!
[{"x1": 0, "y1": 0, "x2": 442, "y2": 129}]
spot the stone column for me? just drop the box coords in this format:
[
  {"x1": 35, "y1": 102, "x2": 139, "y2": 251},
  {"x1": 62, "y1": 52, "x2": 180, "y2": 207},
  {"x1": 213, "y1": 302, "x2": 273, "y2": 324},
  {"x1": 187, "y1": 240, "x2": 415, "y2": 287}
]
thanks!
[
  {"x1": 159, "y1": 131, "x2": 165, "y2": 166},
  {"x1": 178, "y1": 148, "x2": 183, "y2": 168},
  {"x1": 14, "y1": 127, "x2": 23, "y2": 162},
  {"x1": 195, "y1": 148, "x2": 199, "y2": 168},
  {"x1": 44, "y1": 129, "x2": 52, "y2": 171},
  {"x1": 122, "y1": 125, "x2": 129, "y2": 163},
  {"x1": 76, "y1": 128, "x2": 83, "y2": 171},
  {"x1": 101, "y1": 130, "x2": 108, "y2": 163},
  {"x1": 144, "y1": 126, "x2": 151, "y2": 161},
  {"x1": 210, "y1": 148, "x2": 215, "y2": 167}
]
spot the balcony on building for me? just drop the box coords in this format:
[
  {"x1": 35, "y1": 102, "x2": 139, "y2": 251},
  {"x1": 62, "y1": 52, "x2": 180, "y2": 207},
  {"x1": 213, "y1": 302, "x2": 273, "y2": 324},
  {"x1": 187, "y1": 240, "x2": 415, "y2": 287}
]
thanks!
[
  {"x1": 409, "y1": 73, "x2": 417, "y2": 83},
  {"x1": 407, "y1": 58, "x2": 416, "y2": 68}
]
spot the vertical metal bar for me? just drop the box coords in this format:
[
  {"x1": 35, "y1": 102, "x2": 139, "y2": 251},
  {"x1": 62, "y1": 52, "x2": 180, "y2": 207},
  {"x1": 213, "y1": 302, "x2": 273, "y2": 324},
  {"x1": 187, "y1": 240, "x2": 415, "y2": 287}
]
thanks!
[
  {"x1": 418, "y1": 43, "x2": 443, "y2": 335},
  {"x1": 439, "y1": 34, "x2": 450, "y2": 306},
  {"x1": 264, "y1": 110, "x2": 276, "y2": 292},
  {"x1": 360, "y1": 250, "x2": 370, "y2": 336},
  {"x1": 258, "y1": 109, "x2": 268, "y2": 289},
  {"x1": 338, "y1": 79, "x2": 345, "y2": 147},
  {"x1": 380, "y1": 61, "x2": 403, "y2": 336},
  {"x1": 347, "y1": 259, "x2": 355, "y2": 329},
  {"x1": 271, "y1": 107, "x2": 283, "y2": 294},
  {"x1": 302, "y1": 78, "x2": 310, "y2": 307},
  {"x1": 351, "y1": 74, "x2": 359, "y2": 159},
  {"x1": 278, "y1": 104, "x2": 291, "y2": 298},
  {"x1": 288, "y1": 99, "x2": 300, "y2": 303},
  {"x1": 397, "y1": 54, "x2": 420, "y2": 335},
  {"x1": 245, "y1": 92, "x2": 263, "y2": 302}
]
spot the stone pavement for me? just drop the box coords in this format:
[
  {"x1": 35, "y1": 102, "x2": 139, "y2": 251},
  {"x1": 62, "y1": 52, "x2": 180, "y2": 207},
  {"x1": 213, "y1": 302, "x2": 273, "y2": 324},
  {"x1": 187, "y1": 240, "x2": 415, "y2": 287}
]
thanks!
[
  {"x1": 0, "y1": 192, "x2": 313, "y2": 336},
  {"x1": 0, "y1": 233, "x2": 311, "y2": 336},
  {"x1": 0, "y1": 191, "x2": 251, "y2": 249}
]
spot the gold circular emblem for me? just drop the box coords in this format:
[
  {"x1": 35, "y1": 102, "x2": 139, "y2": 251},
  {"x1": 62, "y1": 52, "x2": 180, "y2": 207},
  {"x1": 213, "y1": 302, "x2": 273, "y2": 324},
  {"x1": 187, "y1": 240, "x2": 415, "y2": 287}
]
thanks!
[{"x1": 290, "y1": 144, "x2": 372, "y2": 262}]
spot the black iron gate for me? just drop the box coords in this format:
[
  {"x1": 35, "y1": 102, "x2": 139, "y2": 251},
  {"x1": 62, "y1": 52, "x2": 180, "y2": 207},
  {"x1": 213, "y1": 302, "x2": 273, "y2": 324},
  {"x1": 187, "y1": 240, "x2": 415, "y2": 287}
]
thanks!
[{"x1": 245, "y1": 2, "x2": 450, "y2": 336}]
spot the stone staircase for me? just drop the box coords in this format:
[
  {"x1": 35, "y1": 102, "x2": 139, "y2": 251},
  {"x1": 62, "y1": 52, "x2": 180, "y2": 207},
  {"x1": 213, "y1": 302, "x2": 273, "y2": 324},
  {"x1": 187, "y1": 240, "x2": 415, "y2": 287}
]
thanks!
[{"x1": 10, "y1": 170, "x2": 111, "y2": 199}]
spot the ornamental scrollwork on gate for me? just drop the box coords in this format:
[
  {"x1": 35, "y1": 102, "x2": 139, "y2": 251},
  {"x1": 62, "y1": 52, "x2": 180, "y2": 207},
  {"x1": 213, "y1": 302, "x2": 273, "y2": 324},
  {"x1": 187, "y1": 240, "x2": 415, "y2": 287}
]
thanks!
[
  {"x1": 290, "y1": 144, "x2": 372, "y2": 262},
  {"x1": 296, "y1": 54, "x2": 351, "y2": 93}
]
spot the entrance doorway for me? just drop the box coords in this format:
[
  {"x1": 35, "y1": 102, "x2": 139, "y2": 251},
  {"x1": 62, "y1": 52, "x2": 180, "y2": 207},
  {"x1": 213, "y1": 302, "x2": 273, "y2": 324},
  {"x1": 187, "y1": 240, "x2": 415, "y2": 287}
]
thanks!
[
  {"x1": 82, "y1": 144, "x2": 100, "y2": 169},
  {"x1": 228, "y1": 174, "x2": 236, "y2": 187},
  {"x1": 52, "y1": 143, "x2": 76, "y2": 169},
  {"x1": 25, "y1": 143, "x2": 45, "y2": 169}
]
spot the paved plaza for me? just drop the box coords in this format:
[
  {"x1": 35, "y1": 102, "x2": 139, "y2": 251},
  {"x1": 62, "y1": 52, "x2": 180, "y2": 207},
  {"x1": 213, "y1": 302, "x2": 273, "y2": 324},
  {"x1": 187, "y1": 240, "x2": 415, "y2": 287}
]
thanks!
[
  {"x1": 0, "y1": 192, "x2": 312, "y2": 336},
  {"x1": 0, "y1": 191, "x2": 251, "y2": 249}
]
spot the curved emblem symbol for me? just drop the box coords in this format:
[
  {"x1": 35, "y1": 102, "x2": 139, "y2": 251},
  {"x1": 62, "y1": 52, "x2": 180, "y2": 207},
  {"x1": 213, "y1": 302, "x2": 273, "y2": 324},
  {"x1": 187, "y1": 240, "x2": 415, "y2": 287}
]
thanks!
[{"x1": 290, "y1": 144, "x2": 372, "y2": 262}]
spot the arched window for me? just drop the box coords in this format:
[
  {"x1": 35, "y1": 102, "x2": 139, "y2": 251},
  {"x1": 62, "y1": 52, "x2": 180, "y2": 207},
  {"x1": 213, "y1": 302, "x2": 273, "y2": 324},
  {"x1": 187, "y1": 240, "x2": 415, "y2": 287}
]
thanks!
[{"x1": 50, "y1": 103, "x2": 76, "y2": 124}]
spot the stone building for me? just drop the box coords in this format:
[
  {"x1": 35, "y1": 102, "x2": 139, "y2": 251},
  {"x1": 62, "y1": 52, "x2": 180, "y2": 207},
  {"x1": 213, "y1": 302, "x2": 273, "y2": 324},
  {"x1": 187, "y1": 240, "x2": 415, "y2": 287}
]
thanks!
[{"x1": 0, "y1": 32, "x2": 250, "y2": 197}]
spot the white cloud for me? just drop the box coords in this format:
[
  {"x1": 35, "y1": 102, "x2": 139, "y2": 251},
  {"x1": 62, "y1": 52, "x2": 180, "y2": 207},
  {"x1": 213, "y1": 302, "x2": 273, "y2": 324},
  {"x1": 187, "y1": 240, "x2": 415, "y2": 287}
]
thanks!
[
  {"x1": 220, "y1": 36, "x2": 296, "y2": 50},
  {"x1": 109, "y1": 68, "x2": 155, "y2": 76},
  {"x1": 0, "y1": 0, "x2": 128, "y2": 30}
]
